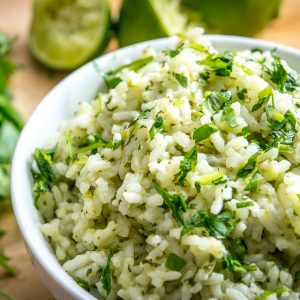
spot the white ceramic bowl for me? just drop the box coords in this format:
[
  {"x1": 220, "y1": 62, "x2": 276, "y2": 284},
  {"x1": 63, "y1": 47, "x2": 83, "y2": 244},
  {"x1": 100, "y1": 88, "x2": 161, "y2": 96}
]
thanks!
[{"x1": 11, "y1": 35, "x2": 300, "y2": 300}]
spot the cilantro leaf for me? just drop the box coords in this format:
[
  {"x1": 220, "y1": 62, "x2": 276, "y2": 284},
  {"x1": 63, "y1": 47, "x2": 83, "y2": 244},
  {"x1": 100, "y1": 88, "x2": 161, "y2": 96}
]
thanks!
[
  {"x1": 181, "y1": 210, "x2": 235, "y2": 239},
  {"x1": 95, "y1": 57, "x2": 154, "y2": 90},
  {"x1": 193, "y1": 123, "x2": 218, "y2": 143},
  {"x1": 101, "y1": 250, "x2": 115, "y2": 298},
  {"x1": 270, "y1": 61, "x2": 287, "y2": 92},
  {"x1": 149, "y1": 115, "x2": 164, "y2": 139},
  {"x1": 222, "y1": 106, "x2": 238, "y2": 128},
  {"x1": 265, "y1": 57, "x2": 300, "y2": 92},
  {"x1": 165, "y1": 253, "x2": 187, "y2": 271},
  {"x1": 222, "y1": 251, "x2": 256, "y2": 273},
  {"x1": 172, "y1": 72, "x2": 188, "y2": 88},
  {"x1": 204, "y1": 90, "x2": 231, "y2": 114},
  {"x1": 268, "y1": 110, "x2": 296, "y2": 147},
  {"x1": 236, "y1": 201, "x2": 254, "y2": 208},
  {"x1": 244, "y1": 171, "x2": 262, "y2": 192},
  {"x1": 228, "y1": 239, "x2": 247, "y2": 261},
  {"x1": 33, "y1": 149, "x2": 55, "y2": 183},
  {"x1": 110, "y1": 56, "x2": 154, "y2": 74},
  {"x1": 237, "y1": 152, "x2": 260, "y2": 178},
  {"x1": 252, "y1": 86, "x2": 273, "y2": 112},
  {"x1": 175, "y1": 148, "x2": 198, "y2": 185},
  {"x1": 164, "y1": 43, "x2": 183, "y2": 58},
  {"x1": 200, "y1": 52, "x2": 234, "y2": 77},
  {"x1": 154, "y1": 182, "x2": 187, "y2": 226},
  {"x1": 260, "y1": 288, "x2": 288, "y2": 298}
]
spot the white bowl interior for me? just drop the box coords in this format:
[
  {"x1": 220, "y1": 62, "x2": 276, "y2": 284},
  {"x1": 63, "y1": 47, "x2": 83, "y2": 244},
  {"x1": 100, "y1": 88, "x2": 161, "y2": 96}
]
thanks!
[{"x1": 11, "y1": 35, "x2": 300, "y2": 300}]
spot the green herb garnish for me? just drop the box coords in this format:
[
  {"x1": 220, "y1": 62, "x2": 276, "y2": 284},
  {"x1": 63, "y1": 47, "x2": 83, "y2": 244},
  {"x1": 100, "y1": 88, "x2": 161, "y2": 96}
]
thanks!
[
  {"x1": 101, "y1": 249, "x2": 116, "y2": 298},
  {"x1": 236, "y1": 201, "x2": 254, "y2": 208},
  {"x1": 201, "y1": 52, "x2": 234, "y2": 77},
  {"x1": 237, "y1": 152, "x2": 260, "y2": 178},
  {"x1": 165, "y1": 253, "x2": 187, "y2": 271},
  {"x1": 175, "y1": 148, "x2": 198, "y2": 185},
  {"x1": 204, "y1": 90, "x2": 231, "y2": 114},
  {"x1": 154, "y1": 182, "x2": 187, "y2": 226},
  {"x1": 222, "y1": 105, "x2": 238, "y2": 128},
  {"x1": 260, "y1": 287, "x2": 288, "y2": 298},
  {"x1": 149, "y1": 115, "x2": 164, "y2": 139},
  {"x1": 244, "y1": 171, "x2": 262, "y2": 192},
  {"x1": 182, "y1": 210, "x2": 235, "y2": 239},
  {"x1": 172, "y1": 72, "x2": 188, "y2": 88},
  {"x1": 193, "y1": 123, "x2": 218, "y2": 143},
  {"x1": 252, "y1": 86, "x2": 273, "y2": 112},
  {"x1": 222, "y1": 251, "x2": 256, "y2": 273}
]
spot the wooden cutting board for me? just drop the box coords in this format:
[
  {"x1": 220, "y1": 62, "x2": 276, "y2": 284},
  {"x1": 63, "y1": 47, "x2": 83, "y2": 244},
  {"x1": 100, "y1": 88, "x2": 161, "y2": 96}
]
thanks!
[{"x1": 0, "y1": 0, "x2": 300, "y2": 299}]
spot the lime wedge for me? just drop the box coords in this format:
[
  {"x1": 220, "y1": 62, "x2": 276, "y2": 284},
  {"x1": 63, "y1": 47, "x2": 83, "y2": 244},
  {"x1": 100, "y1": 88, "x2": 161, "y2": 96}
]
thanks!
[
  {"x1": 29, "y1": 0, "x2": 111, "y2": 70},
  {"x1": 181, "y1": 0, "x2": 281, "y2": 36},
  {"x1": 118, "y1": 0, "x2": 188, "y2": 47}
]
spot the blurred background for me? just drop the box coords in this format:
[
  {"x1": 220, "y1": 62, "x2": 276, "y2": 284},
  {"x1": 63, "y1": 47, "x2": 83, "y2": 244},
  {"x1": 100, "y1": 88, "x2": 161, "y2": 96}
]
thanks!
[{"x1": 0, "y1": 0, "x2": 299, "y2": 299}]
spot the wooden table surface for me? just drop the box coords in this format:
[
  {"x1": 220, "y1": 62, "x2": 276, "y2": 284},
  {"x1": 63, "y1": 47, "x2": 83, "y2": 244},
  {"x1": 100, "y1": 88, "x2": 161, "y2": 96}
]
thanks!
[{"x1": 0, "y1": 0, "x2": 300, "y2": 299}]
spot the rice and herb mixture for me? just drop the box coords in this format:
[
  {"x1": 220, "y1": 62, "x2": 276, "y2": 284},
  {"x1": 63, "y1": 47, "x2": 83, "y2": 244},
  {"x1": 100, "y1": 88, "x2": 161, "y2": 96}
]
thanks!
[{"x1": 32, "y1": 28, "x2": 300, "y2": 299}]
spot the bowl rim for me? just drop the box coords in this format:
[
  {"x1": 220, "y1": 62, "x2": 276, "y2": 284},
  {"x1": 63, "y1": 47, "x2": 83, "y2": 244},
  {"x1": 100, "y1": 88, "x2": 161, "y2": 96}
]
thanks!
[{"x1": 11, "y1": 34, "x2": 300, "y2": 300}]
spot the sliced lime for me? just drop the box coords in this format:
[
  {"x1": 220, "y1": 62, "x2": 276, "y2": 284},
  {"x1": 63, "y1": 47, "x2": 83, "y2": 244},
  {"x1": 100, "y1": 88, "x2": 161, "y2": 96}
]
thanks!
[
  {"x1": 29, "y1": 0, "x2": 111, "y2": 70},
  {"x1": 181, "y1": 0, "x2": 281, "y2": 36},
  {"x1": 118, "y1": 0, "x2": 188, "y2": 47}
]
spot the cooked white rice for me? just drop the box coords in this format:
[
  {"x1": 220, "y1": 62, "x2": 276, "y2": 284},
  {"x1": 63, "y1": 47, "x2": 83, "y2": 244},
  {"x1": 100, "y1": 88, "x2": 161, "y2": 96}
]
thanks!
[{"x1": 32, "y1": 28, "x2": 300, "y2": 300}]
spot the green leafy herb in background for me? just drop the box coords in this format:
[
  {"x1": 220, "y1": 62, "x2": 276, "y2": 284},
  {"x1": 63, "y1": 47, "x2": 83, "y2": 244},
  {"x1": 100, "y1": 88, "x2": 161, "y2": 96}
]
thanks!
[
  {"x1": 0, "y1": 32, "x2": 23, "y2": 201},
  {"x1": 0, "y1": 32, "x2": 23, "y2": 298}
]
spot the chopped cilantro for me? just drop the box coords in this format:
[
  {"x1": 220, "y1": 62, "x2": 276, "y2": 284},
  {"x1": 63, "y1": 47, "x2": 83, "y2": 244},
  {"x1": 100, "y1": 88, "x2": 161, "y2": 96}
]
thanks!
[
  {"x1": 103, "y1": 74, "x2": 122, "y2": 89},
  {"x1": 244, "y1": 171, "x2": 262, "y2": 192},
  {"x1": 237, "y1": 152, "x2": 260, "y2": 178},
  {"x1": 193, "y1": 123, "x2": 218, "y2": 143},
  {"x1": 95, "y1": 57, "x2": 153, "y2": 89},
  {"x1": 111, "y1": 56, "x2": 154, "y2": 74},
  {"x1": 236, "y1": 201, "x2": 254, "y2": 208},
  {"x1": 252, "y1": 86, "x2": 273, "y2": 112},
  {"x1": 189, "y1": 42, "x2": 208, "y2": 53},
  {"x1": 237, "y1": 88, "x2": 247, "y2": 100},
  {"x1": 154, "y1": 182, "x2": 187, "y2": 226},
  {"x1": 204, "y1": 90, "x2": 231, "y2": 114},
  {"x1": 165, "y1": 253, "x2": 187, "y2": 271},
  {"x1": 268, "y1": 110, "x2": 296, "y2": 147},
  {"x1": 200, "y1": 52, "x2": 234, "y2": 77},
  {"x1": 229, "y1": 239, "x2": 247, "y2": 261},
  {"x1": 195, "y1": 182, "x2": 201, "y2": 192},
  {"x1": 101, "y1": 250, "x2": 115, "y2": 298},
  {"x1": 149, "y1": 115, "x2": 164, "y2": 139},
  {"x1": 212, "y1": 177, "x2": 228, "y2": 185},
  {"x1": 65, "y1": 132, "x2": 75, "y2": 162},
  {"x1": 181, "y1": 210, "x2": 235, "y2": 239},
  {"x1": 222, "y1": 251, "x2": 256, "y2": 273},
  {"x1": 172, "y1": 72, "x2": 188, "y2": 88},
  {"x1": 222, "y1": 105, "x2": 238, "y2": 128},
  {"x1": 164, "y1": 43, "x2": 183, "y2": 58},
  {"x1": 199, "y1": 171, "x2": 226, "y2": 185},
  {"x1": 260, "y1": 287, "x2": 288, "y2": 298},
  {"x1": 175, "y1": 148, "x2": 198, "y2": 185},
  {"x1": 241, "y1": 126, "x2": 250, "y2": 137},
  {"x1": 33, "y1": 149, "x2": 55, "y2": 183}
]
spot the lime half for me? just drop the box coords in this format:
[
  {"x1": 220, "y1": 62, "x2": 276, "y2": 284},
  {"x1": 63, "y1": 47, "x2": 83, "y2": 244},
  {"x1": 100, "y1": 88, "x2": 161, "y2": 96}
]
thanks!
[
  {"x1": 29, "y1": 0, "x2": 111, "y2": 70},
  {"x1": 181, "y1": 0, "x2": 281, "y2": 36},
  {"x1": 118, "y1": 0, "x2": 188, "y2": 47}
]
